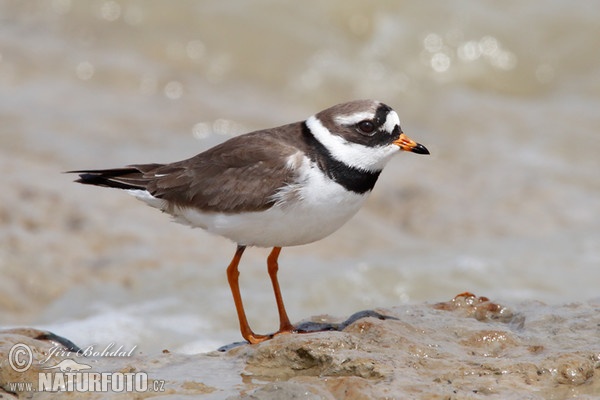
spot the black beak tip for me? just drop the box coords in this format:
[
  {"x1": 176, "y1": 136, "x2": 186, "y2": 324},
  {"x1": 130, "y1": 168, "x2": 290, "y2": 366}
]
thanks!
[{"x1": 412, "y1": 143, "x2": 430, "y2": 155}]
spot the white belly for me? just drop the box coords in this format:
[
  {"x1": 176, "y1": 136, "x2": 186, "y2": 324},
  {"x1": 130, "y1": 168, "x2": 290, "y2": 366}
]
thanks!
[
  {"x1": 127, "y1": 160, "x2": 370, "y2": 247},
  {"x1": 176, "y1": 196, "x2": 365, "y2": 247}
]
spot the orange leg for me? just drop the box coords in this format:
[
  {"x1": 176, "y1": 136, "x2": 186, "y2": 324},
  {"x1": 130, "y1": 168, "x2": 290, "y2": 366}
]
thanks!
[
  {"x1": 226, "y1": 245, "x2": 270, "y2": 344},
  {"x1": 267, "y1": 247, "x2": 295, "y2": 333}
]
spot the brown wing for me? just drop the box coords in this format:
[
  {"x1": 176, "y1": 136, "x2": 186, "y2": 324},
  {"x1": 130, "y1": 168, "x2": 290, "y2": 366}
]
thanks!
[
  {"x1": 71, "y1": 128, "x2": 303, "y2": 213},
  {"x1": 146, "y1": 131, "x2": 300, "y2": 213},
  {"x1": 71, "y1": 120, "x2": 307, "y2": 213}
]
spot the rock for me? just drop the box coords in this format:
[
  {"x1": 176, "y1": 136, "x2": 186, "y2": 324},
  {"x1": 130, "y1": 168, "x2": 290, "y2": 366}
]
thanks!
[{"x1": 2, "y1": 294, "x2": 600, "y2": 399}]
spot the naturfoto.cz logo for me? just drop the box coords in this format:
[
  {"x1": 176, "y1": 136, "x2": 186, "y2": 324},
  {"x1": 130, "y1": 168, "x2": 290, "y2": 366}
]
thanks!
[{"x1": 7, "y1": 342, "x2": 165, "y2": 393}]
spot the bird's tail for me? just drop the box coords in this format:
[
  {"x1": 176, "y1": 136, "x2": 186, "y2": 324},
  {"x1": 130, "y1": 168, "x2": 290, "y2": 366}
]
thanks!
[{"x1": 67, "y1": 164, "x2": 163, "y2": 191}]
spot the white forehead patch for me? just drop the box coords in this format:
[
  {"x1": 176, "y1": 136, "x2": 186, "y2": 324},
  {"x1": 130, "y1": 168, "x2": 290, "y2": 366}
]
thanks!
[
  {"x1": 383, "y1": 110, "x2": 401, "y2": 133},
  {"x1": 334, "y1": 111, "x2": 375, "y2": 126},
  {"x1": 306, "y1": 115, "x2": 400, "y2": 172}
]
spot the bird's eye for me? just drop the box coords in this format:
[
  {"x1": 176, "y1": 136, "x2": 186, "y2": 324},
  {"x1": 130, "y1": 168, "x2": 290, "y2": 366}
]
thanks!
[{"x1": 356, "y1": 120, "x2": 376, "y2": 135}]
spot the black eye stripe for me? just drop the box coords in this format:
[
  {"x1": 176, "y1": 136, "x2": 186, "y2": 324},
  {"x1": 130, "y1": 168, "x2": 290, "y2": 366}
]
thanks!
[{"x1": 352, "y1": 104, "x2": 397, "y2": 136}]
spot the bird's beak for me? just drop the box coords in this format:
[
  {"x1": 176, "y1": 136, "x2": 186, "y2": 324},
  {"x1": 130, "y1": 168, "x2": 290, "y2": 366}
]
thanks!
[{"x1": 393, "y1": 133, "x2": 430, "y2": 155}]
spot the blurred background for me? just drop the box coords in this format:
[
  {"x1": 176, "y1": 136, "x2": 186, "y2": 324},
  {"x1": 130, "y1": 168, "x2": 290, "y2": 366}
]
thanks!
[{"x1": 1, "y1": 1, "x2": 598, "y2": 353}]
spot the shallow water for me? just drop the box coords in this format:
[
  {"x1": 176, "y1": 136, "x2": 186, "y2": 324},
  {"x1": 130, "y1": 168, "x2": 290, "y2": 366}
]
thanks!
[{"x1": 1, "y1": 1, "x2": 599, "y2": 353}]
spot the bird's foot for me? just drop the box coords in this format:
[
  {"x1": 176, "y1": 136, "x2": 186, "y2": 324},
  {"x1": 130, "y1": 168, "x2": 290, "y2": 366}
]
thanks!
[
  {"x1": 245, "y1": 332, "x2": 274, "y2": 344},
  {"x1": 220, "y1": 310, "x2": 398, "y2": 350}
]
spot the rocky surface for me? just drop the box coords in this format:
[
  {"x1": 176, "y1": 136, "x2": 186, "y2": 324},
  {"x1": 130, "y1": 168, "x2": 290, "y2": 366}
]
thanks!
[{"x1": 1, "y1": 293, "x2": 599, "y2": 399}]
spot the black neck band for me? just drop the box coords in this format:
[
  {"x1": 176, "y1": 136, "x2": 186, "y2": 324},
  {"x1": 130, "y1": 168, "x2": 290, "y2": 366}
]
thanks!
[{"x1": 301, "y1": 122, "x2": 380, "y2": 194}]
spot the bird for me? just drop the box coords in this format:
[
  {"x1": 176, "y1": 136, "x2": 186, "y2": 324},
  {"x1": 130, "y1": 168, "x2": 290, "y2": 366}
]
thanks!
[{"x1": 69, "y1": 99, "x2": 429, "y2": 344}]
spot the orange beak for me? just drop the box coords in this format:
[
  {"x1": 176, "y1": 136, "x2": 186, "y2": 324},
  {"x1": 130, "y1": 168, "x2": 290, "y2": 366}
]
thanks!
[{"x1": 393, "y1": 133, "x2": 430, "y2": 155}]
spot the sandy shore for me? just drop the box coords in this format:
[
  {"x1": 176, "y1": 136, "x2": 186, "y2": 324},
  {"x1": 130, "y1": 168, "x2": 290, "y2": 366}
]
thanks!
[{"x1": 2, "y1": 293, "x2": 599, "y2": 399}]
